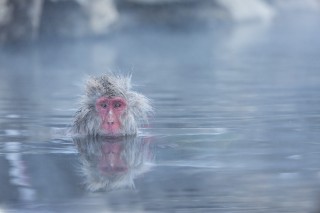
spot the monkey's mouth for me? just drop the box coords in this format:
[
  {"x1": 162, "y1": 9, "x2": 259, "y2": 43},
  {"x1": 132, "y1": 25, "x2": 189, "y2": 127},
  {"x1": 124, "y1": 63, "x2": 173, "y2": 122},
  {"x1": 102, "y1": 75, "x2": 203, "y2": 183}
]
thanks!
[{"x1": 101, "y1": 122, "x2": 121, "y2": 136}]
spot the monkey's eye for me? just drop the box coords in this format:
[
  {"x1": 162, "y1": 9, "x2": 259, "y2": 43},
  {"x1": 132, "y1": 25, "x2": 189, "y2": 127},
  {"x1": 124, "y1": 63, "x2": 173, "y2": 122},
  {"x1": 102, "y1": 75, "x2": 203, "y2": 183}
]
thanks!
[
  {"x1": 114, "y1": 102, "x2": 121, "y2": 108},
  {"x1": 101, "y1": 103, "x2": 107, "y2": 108}
]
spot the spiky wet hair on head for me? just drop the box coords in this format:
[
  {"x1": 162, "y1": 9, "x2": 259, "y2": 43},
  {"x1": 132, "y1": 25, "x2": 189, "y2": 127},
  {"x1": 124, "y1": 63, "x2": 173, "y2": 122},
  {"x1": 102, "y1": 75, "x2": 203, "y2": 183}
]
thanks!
[
  {"x1": 72, "y1": 73, "x2": 152, "y2": 136},
  {"x1": 85, "y1": 74, "x2": 130, "y2": 99}
]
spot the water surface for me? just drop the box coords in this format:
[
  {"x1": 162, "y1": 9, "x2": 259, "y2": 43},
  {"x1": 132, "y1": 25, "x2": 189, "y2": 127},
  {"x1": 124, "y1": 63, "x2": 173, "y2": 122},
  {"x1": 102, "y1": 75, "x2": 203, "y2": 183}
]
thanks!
[{"x1": 0, "y1": 14, "x2": 320, "y2": 213}]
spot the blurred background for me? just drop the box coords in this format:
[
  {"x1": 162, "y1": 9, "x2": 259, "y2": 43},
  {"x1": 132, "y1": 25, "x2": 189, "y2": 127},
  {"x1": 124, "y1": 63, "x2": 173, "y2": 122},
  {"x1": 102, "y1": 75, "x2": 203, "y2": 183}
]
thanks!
[
  {"x1": 0, "y1": 0, "x2": 319, "y2": 43},
  {"x1": 1, "y1": 1, "x2": 320, "y2": 213}
]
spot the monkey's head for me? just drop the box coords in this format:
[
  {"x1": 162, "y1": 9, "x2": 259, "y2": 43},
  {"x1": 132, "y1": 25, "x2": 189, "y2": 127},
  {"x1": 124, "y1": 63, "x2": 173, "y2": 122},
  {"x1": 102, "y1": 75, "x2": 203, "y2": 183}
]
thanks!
[{"x1": 72, "y1": 74, "x2": 152, "y2": 136}]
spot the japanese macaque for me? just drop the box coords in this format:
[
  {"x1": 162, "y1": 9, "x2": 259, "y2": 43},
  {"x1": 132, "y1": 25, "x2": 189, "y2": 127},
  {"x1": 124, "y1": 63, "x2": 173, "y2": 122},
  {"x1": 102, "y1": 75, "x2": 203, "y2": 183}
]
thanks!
[
  {"x1": 74, "y1": 136, "x2": 153, "y2": 191},
  {"x1": 72, "y1": 73, "x2": 152, "y2": 136}
]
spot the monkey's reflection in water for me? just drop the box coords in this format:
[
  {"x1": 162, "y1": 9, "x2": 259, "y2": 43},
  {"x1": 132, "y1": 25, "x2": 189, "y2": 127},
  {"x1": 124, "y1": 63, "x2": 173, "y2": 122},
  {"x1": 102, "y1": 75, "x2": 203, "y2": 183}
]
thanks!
[{"x1": 73, "y1": 136, "x2": 154, "y2": 191}]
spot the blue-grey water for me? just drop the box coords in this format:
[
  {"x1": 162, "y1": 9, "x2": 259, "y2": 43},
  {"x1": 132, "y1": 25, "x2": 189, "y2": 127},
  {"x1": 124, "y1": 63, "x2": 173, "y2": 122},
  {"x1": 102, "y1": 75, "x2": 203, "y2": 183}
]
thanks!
[{"x1": 1, "y1": 14, "x2": 320, "y2": 213}]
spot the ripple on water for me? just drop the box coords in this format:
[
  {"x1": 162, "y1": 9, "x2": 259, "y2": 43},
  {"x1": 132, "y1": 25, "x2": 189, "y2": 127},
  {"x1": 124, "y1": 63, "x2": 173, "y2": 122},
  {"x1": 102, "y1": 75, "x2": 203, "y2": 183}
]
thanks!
[{"x1": 0, "y1": 140, "x2": 77, "y2": 155}]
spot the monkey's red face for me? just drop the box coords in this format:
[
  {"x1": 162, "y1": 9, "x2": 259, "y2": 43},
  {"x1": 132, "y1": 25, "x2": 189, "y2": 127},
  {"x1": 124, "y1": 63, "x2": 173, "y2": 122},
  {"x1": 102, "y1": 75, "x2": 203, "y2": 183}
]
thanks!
[{"x1": 96, "y1": 97, "x2": 127, "y2": 135}]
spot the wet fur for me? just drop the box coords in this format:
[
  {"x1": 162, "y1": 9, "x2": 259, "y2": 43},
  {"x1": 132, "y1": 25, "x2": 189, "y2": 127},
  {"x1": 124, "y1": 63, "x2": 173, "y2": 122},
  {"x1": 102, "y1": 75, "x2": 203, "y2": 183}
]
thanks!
[{"x1": 72, "y1": 73, "x2": 152, "y2": 136}]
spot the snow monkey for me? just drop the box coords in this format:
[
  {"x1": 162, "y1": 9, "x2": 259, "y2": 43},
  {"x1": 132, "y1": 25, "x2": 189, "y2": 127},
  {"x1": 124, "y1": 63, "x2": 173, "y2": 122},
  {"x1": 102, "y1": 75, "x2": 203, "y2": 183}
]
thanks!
[{"x1": 72, "y1": 73, "x2": 152, "y2": 136}]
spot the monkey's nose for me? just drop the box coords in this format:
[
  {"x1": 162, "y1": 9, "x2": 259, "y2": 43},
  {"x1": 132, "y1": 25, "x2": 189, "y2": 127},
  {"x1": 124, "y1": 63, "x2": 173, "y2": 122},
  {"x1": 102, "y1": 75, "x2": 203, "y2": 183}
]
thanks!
[
  {"x1": 106, "y1": 112, "x2": 115, "y2": 125},
  {"x1": 107, "y1": 117, "x2": 115, "y2": 125},
  {"x1": 107, "y1": 120, "x2": 114, "y2": 125},
  {"x1": 106, "y1": 111, "x2": 115, "y2": 125}
]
